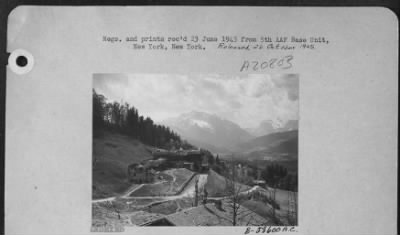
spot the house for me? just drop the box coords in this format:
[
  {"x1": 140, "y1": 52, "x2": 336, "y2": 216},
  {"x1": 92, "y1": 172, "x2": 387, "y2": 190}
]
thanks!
[
  {"x1": 144, "y1": 158, "x2": 166, "y2": 169},
  {"x1": 183, "y1": 161, "x2": 194, "y2": 171},
  {"x1": 152, "y1": 149, "x2": 206, "y2": 172},
  {"x1": 127, "y1": 163, "x2": 155, "y2": 183},
  {"x1": 129, "y1": 211, "x2": 167, "y2": 226},
  {"x1": 127, "y1": 158, "x2": 167, "y2": 183},
  {"x1": 201, "y1": 155, "x2": 209, "y2": 171},
  {"x1": 252, "y1": 180, "x2": 266, "y2": 187}
]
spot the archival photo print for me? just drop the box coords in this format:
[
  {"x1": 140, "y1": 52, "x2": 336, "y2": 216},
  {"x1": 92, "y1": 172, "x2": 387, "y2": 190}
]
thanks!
[{"x1": 92, "y1": 74, "x2": 298, "y2": 229}]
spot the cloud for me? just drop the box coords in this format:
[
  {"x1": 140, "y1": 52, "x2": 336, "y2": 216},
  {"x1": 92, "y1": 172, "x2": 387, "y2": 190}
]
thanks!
[
  {"x1": 93, "y1": 73, "x2": 299, "y2": 128},
  {"x1": 272, "y1": 74, "x2": 299, "y2": 101},
  {"x1": 229, "y1": 100, "x2": 242, "y2": 109}
]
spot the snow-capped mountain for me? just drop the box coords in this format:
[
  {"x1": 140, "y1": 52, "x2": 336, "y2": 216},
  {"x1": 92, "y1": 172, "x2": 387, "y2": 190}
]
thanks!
[
  {"x1": 189, "y1": 119, "x2": 215, "y2": 133},
  {"x1": 246, "y1": 119, "x2": 299, "y2": 137},
  {"x1": 160, "y1": 111, "x2": 253, "y2": 153}
]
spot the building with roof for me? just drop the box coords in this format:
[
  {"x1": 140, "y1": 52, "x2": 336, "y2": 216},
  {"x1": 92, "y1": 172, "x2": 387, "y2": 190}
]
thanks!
[
  {"x1": 129, "y1": 211, "x2": 166, "y2": 226},
  {"x1": 152, "y1": 149, "x2": 209, "y2": 172},
  {"x1": 252, "y1": 180, "x2": 266, "y2": 187},
  {"x1": 127, "y1": 158, "x2": 167, "y2": 183},
  {"x1": 127, "y1": 163, "x2": 156, "y2": 183}
]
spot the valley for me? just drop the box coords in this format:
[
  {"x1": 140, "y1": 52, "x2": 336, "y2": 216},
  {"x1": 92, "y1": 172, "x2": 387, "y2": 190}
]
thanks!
[
  {"x1": 92, "y1": 129, "x2": 298, "y2": 228},
  {"x1": 92, "y1": 80, "x2": 298, "y2": 228}
]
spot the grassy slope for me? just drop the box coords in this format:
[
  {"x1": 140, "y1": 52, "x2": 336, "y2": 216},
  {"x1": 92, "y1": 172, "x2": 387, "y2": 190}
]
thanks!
[
  {"x1": 270, "y1": 188, "x2": 297, "y2": 212},
  {"x1": 129, "y1": 168, "x2": 195, "y2": 197},
  {"x1": 92, "y1": 131, "x2": 153, "y2": 199},
  {"x1": 205, "y1": 170, "x2": 251, "y2": 197},
  {"x1": 241, "y1": 188, "x2": 298, "y2": 225}
]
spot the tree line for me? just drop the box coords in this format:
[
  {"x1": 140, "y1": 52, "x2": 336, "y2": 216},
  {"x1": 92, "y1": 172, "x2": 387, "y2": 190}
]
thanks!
[
  {"x1": 93, "y1": 89, "x2": 192, "y2": 149},
  {"x1": 261, "y1": 164, "x2": 298, "y2": 192}
]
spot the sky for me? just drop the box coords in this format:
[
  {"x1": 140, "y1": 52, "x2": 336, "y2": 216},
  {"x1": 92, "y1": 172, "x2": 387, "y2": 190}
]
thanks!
[{"x1": 93, "y1": 74, "x2": 299, "y2": 129}]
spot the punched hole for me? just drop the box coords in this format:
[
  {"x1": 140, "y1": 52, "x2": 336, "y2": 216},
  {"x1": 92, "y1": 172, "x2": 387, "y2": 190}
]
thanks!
[{"x1": 16, "y1": 55, "x2": 28, "y2": 67}]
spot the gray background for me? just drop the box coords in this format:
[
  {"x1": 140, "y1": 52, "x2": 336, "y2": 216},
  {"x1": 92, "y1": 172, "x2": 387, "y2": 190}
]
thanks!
[{"x1": 5, "y1": 7, "x2": 398, "y2": 234}]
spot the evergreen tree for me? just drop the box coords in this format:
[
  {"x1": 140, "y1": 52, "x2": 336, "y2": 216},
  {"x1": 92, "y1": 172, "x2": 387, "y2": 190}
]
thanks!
[{"x1": 93, "y1": 88, "x2": 198, "y2": 150}]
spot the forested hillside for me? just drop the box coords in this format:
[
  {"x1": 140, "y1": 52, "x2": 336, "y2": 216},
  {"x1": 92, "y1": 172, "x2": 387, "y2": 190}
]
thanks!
[
  {"x1": 92, "y1": 89, "x2": 195, "y2": 199},
  {"x1": 93, "y1": 89, "x2": 193, "y2": 150}
]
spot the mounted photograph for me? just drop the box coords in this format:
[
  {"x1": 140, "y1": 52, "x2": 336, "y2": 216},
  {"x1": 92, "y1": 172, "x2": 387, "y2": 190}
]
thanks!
[{"x1": 91, "y1": 74, "x2": 299, "y2": 229}]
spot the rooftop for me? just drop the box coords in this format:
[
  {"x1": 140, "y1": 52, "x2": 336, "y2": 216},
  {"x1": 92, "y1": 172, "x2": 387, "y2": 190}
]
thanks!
[{"x1": 130, "y1": 211, "x2": 164, "y2": 226}]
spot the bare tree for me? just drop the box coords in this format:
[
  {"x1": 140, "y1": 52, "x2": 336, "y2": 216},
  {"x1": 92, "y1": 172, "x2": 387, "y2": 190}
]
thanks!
[
  {"x1": 92, "y1": 144, "x2": 104, "y2": 171},
  {"x1": 194, "y1": 178, "x2": 199, "y2": 206},
  {"x1": 224, "y1": 162, "x2": 248, "y2": 226},
  {"x1": 270, "y1": 187, "x2": 276, "y2": 220}
]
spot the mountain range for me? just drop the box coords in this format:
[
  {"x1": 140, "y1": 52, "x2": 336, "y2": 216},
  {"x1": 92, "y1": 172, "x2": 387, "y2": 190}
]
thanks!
[
  {"x1": 160, "y1": 111, "x2": 298, "y2": 157},
  {"x1": 236, "y1": 130, "x2": 298, "y2": 161},
  {"x1": 160, "y1": 111, "x2": 253, "y2": 153},
  {"x1": 245, "y1": 119, "x2": 299, "y2": 137}
]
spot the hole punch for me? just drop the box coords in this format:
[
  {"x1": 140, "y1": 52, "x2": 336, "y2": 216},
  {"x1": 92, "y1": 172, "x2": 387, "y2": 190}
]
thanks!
[
  {"x1": 16, "y1": 56, "x2": 28, "y2": 67},
  {"x1": 8, "y1": 49, "x2": 34, "y2": 75}
]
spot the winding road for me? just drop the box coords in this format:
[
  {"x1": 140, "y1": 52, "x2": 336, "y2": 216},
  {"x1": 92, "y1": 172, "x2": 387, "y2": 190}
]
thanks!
[
  {"x1": 92, "y1": 173, "x2": 270, "y2": 205},
  {"x1": 92, "y1": 174, "x2": 208, "y2": 203}
]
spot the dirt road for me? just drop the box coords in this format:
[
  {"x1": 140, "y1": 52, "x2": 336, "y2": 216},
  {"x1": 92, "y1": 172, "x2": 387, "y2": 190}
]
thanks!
[
  {"x1": 92, "y1": 174, "x2": 208, "y2": 203},
  {"x1": 92, "y1": 173, "x2": 292, "y2": 206}
]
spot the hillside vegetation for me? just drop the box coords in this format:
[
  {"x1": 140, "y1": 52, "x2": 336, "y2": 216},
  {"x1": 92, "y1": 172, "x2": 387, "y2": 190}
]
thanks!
[
  {"x1": 93, "y1": 131, "x2": 153, "y2": 199},
  {"x1": 205, "y1": 170, "x2": 250, "y2": 197},
  {"x1": 238, "y1": 130, "x2": 298, "y2": 152},
  {"x1": 129, "y1": 168, "x2": 195, "y2": 197},
  {"x1": 233, "y1": 130, "x2": 298, "y2": 162}
]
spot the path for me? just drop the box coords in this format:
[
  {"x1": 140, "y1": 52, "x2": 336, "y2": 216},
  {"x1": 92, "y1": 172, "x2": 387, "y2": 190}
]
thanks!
[
  {"x1": 92, "y1": 174, "x2": 290, "y2": 206},
  {"x1": 92, "y1": 174, "x2": 208, "y2": 204}
]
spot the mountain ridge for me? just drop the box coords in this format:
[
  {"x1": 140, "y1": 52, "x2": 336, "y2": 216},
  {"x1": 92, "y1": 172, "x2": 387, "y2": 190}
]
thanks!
[
  {"x1": 160, "y1": 111, "x2": 253, "y2": 153},
  {"x1": 246, "y1": 119, "x2": 298, "y2": 137},
  {"x1": 233, "y1": 130, "x2": 298, "y2": 161}
]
